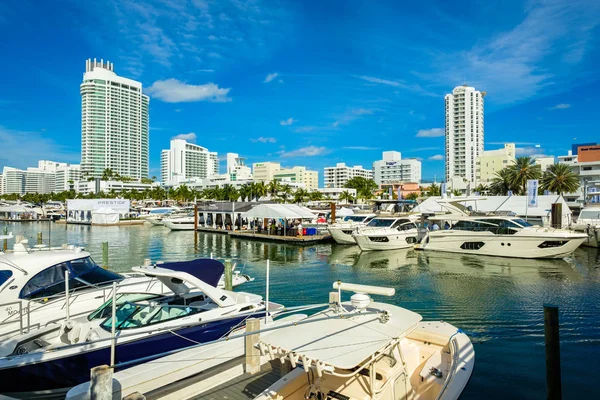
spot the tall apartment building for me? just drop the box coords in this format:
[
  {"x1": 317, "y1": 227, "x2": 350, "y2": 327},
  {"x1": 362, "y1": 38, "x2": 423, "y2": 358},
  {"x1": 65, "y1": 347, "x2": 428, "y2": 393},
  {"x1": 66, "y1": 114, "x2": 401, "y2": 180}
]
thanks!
[
  {"x1": 445, "y1": 85, "x2": 485, "y2": 184},
  {"x1": 0, "y1": 161, "x2": 80, "y2": 195},
  {"x1": 160, "y1": 139, "x2": 218, "y2": 186},
  {"x1": 252, "y1": 162, "x2": 281, "y2": 182},
  {"x1": 476, "y1": 143, "x2": 515, "y2": 182},
  {"x1": 273, "y1": 166, "x2": 319, "y2": 191},
  {"x1": 324, "y1": 163, "x2": 373, "y2": 188},
  {"x1": 372, "y1": 151, "x2": 421, "y2": 185},
  {"x1": 81, "y1": 59, "x2": 149, "y2": 180}
]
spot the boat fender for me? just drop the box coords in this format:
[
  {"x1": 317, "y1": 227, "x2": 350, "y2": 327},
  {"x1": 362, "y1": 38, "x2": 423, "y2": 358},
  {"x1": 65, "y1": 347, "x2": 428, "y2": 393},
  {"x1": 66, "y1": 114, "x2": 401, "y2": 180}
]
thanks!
[
  {"x1": 289, "y1": 353, "x2": 298, "y2": 368},
  {"x1": 267, "y1": 345, "x2": 275, "y2": 360},
  {"x1": 258, "y1": 342, "x2": 268, "y2": 356}
]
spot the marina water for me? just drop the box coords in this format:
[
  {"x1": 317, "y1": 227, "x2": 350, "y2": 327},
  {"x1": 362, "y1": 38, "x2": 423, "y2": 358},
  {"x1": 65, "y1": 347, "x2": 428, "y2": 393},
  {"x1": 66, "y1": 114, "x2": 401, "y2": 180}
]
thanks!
[{"x1": 2, "y1": 221, "x2": 599, "y2": 398}]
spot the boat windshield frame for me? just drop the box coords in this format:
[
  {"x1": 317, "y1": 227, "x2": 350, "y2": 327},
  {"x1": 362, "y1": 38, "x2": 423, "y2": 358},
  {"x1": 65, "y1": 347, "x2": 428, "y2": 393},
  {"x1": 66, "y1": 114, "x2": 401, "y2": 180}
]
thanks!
[
  {"x1": 343, "y1": 215, "x2": 367, "y2": 223},
  {"x1": 99, "y1": 300, "x2": 204, "y2": 331},
  {"x1": 366, "y1": 219, "x2": 395, "y2": 228}
]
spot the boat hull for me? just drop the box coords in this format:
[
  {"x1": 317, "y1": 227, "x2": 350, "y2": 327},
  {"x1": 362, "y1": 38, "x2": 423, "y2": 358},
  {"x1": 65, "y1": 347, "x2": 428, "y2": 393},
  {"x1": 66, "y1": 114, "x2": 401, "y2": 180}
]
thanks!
[
  {"x1": 420, "y1": 230, "x2": 587, "y2": 259},
  {"x1": 163, "y1": 220, "x2": 195, "y2": 231},
  {"x1": 0, "y1": 314, "x2": 260, "y2": 394},
  {"x1": 571, "y1": 224, "x2": 599, "y2": 248},
  {"x1": 353, "y1": 229, "x2": 418, "y2": 251},
  {"x1": 327, "y1": 226, "x2": 358, "y2": 245}
]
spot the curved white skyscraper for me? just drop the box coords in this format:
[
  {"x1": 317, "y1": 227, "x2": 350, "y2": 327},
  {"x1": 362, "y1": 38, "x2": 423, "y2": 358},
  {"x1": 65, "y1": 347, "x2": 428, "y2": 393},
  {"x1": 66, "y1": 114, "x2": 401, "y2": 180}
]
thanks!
[
  {"x1": 80, "y1": 59, "x2": 149, "y2": 180},
  {"x1": 445, "y1": 85, "x2": 484, "y2": 184}
]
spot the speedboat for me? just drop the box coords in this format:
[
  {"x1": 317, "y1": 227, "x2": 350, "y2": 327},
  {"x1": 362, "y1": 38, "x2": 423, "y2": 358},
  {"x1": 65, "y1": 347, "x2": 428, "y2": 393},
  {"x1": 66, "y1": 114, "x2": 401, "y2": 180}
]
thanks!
[
  {"x1": 140, "y1": 207, "x2": 181, "y2": 225},
  {"x1": 327, "y1": 213, "x2": 377, "y2": 244},
  {"x1": 163, "y1": 214, "x2": 196, "y2": 231},
  {"x1": 352, "y1": 217, "x2": 420, "y2": 251},
  {"x1": 571, "y1": 204, "x2": 600, "y2": 248},
  {"x1": 0, "y1": 238, "x2": 252, "y2": 339},
  {"x1": 0, "y1": 261, "x2": 280, "y2": 396},
  {"x1": 420, "y1": 216, "x2": 587, "y2": 259},
  {"x1": 192, "y1": 281, "x2": 474, "y2": 400}
]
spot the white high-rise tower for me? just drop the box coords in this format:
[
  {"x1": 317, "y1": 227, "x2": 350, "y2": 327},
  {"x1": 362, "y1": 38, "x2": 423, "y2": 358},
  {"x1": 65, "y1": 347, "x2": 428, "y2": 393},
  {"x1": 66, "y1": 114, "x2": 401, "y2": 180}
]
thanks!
[
  {"x1": 80, "y1": 59, "x2": 149, "y2": 180},
  {"x1": 445, "y1": 85, "x2": 485, "y2": 184}
]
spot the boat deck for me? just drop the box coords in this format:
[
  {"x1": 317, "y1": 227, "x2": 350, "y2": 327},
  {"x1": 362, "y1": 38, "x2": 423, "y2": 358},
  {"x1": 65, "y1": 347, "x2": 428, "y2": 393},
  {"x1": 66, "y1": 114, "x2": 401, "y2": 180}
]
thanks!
[{"x1": 192, "y1": 362, "x2": 280, "y2": 400}]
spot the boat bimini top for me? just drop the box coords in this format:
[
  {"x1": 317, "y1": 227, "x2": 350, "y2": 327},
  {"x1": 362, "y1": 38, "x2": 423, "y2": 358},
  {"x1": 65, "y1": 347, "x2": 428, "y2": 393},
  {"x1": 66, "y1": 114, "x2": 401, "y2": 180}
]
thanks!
[{"x1": 256, "y1": 282, "x2": 422, "y2": 371}]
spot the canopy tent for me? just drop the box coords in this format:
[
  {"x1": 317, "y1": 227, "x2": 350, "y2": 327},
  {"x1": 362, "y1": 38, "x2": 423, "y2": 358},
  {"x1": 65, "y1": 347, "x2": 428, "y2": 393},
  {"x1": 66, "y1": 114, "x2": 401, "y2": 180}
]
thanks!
[
  {"x1": 241, "y1": 204, "x2": 316, "y2": 220},
  {"x1": 336, "y1": 207, "x2": 354, "y2": 217},
  {"x1": 414, "y1": 195, "x2": 572, "y2": 226},
  {"x1": 91, "y1": 207, "x2": 120, "y2": 225}
]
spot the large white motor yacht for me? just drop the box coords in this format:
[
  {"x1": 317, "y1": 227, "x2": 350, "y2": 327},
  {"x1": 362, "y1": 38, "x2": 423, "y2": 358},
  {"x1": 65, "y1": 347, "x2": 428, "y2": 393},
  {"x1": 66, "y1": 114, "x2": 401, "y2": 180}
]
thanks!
[
  {"x1": 163, "y1": 214, "x2": 196, "y2": 231},
  {"x1": 353, "y1": 217, "x2": 420, "y2": 251},
  {"x1": 327, "y1": 213, "x2": 376, "y2": 244},
  {"x1": 571, "y1": 204, "x2": 600, "y2": 248},
  {"x1": 420, "y1": 216, "x2": 587, "y2": 259}
]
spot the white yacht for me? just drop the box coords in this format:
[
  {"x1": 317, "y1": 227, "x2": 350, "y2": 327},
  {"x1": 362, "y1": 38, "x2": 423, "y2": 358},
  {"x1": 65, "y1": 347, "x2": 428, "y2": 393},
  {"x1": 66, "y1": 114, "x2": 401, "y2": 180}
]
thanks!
[
  {"x1": 0, "y1": 239, "x2": 252, "y2": 339},
  {"x1": 571, "y1": 204, "x2": 600, "y2": 248},
  {"x1": 163, "y1": 214, "x2": 196, "y2": 231},
  {"x1": 420, "y1": 216, "x2": 587, "y2": 259},
  {"x1": 353, "y1": 217, "x2": 420, "y2": 251},
  {"x1": 327, "y1": 213, "x2": 377, "y2": 244}
]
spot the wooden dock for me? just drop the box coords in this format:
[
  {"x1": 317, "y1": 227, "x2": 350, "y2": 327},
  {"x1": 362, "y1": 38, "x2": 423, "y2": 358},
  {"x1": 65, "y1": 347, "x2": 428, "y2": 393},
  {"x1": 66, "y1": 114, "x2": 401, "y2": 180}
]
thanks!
[
  {"x1": 195, "y1": 226, "x2": 230, "y2": 235},
  {"x1": 228, "y1": 230, "x2": 333, "y2": 244}
]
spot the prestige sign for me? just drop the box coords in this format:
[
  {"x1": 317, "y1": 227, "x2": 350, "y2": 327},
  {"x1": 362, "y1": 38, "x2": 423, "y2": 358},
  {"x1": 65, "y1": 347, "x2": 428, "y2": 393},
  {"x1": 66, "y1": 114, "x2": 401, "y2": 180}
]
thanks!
[{"x1": 67, "y1": 199, "x2": 130, "y2": 212}]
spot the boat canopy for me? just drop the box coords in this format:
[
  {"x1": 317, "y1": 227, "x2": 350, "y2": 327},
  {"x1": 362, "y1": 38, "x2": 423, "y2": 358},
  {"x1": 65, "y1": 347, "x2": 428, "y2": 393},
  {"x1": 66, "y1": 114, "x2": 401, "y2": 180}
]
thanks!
[
  {"x1": 258, "y1": 303, "x2": 422, "y2": 370},
  {"x1": 241, "y1": 204, "x2": 316, "y2": 220},
  {"x1": 156, "y1": 259, "x2": 224, "y2": 288}
]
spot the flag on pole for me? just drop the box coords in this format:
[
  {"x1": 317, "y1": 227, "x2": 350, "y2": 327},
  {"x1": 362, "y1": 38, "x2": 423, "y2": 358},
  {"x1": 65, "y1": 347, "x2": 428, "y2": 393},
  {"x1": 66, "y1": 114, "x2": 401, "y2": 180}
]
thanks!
[
  {"x1": 441, "y1": 183, "x2": 447, "y2": 196},
  {"x1": 507, "y1": 190, "x2": 513, "y2": 196},
  {"x1": 388, "y1": 187, "x2": 393, "y2": 198},
  {"x1": 527, "y1": 179, "x2": 539, "y2": 208}
]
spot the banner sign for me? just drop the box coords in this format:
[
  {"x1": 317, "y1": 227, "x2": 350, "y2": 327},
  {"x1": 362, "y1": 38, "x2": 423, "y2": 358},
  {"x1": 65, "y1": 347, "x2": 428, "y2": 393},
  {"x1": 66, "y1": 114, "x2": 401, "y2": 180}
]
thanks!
[
  {"x1": 67, "y1": 199, "x2": 130, "y2": 212},
  {"x1": 441, "y1": 183, "x2": 447, "y2": 195},
  {"x1": 527, "y1": 180, "x2": 539, "y2": 208}
]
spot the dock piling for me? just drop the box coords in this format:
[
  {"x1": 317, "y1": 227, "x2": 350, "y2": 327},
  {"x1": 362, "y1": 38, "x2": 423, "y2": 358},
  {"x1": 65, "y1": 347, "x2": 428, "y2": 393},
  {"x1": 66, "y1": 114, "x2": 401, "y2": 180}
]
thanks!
[
  {"x1": 551, "y1": 203, "x2": 562, "y2": 229},
  {"x1": 37, "y1": 232, "x2": 43, "y2": 245},
  {"x1": 245, "y1": 318, "x2": 260, "y2": 375},
  {"x1": 224, "y1": 259, "x2": 233, "y2": 291},
  {"x1": 90, "y1": 365, "x2": 112, "y2": 400},
  {"x1": 544, "y1": 304, "x2": 562, "y2": 400},
  {"x1": 102, "y1": 242, "x2": 109, "y2": 269}
]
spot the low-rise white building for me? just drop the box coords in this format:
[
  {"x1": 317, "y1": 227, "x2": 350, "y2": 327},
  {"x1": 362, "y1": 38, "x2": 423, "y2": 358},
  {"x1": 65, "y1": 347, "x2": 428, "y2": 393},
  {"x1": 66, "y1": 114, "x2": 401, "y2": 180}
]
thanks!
[
  {"x1": 373, "y1": 151, "x2": 421, "y2": 185},
  {"x1": 252, "y1": 162, "x2": 281, "y2": 182},
  {"x1": 226, "y1": 153, "x2": 252, "y2": 181},
  {"x1": 317, "y1": 187, "x2": 358, "y2": 202},
  {"x1": 1, "y1": 161, "x2": 81, "y2": 195},
  {"x1": 324, "y1": 163, "x2": 373, "y2": 188},
  {"x1": 75, "y1": 180, "x2": 159, "y2": 196},
  {"x1": 476, "y1": 143, "x2": 515, "y2": 183},
  {"x1": 160, "y1": 139, "x2": 218, "y2": 186},
  {"x1": 273, "y1": 166, "x2": 319, "y2": 191},
  {"x1": 558, "y1": 145, "x2": 600, "y2": 209},
  {"x1": 534, "y1": 156, "x2": 555, "y2": 173}
]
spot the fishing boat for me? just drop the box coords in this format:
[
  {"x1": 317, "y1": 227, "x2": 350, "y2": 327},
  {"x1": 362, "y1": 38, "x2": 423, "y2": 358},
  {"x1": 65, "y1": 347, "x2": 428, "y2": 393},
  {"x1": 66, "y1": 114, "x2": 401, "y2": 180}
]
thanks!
[
  {"x1": 571, "y1": 203, "x2": 600, "y2": 248},
  {"x1": 420, "y1": 216, "x2": 587, "y2": 259},
  {"x1": 0, "y1": 238, "x2": 252, "y2": 339},
  {"x1": 327, "y1": 213, "x2": 377, "y2": 244},
  {"x1": 0, "y1": 261, "x2": 280, "y2": 396},
  {"x1": 186, "y1": 281, "x2": 474, "y2": 400},
  {"x1": 352, "y1": 217, "x2": 420, "y2": 251}
]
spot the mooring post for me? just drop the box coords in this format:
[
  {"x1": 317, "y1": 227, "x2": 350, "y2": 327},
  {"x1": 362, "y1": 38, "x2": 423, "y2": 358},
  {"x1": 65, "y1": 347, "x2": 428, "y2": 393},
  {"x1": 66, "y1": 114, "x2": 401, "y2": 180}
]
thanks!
[
  {"x1": 551, "y1": 203, "x2": 562, "y2": 229},
  {"x1": 224, "y1": 259, "x2": 233, "y2": 291},
  {"x1": 90, "y1": 365, "x2": 112, "y2": 400},
  {"x1": 37, "y1": 231, "x2": 43, "y2": 245},
  {"x1": 194, "y1": 203, "x2": 198, "y2": 231},
  {"x1": 245, "y1": 318, "x2": 260, "y2": 374},
  {"x1": 102, "y1": 242, "x2": 109, "y2": 269},
  {"x1": 544, "y1": 304, "x2": 562, "y2": 400}
]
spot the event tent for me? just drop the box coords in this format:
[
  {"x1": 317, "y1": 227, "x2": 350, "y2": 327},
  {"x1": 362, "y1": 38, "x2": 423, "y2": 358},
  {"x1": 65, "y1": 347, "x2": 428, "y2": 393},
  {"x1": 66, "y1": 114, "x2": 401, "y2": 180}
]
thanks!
[
  {"x1": 241, "y1": 204, "x2": 316, "y2": 220},
  {"x1": 91, "y1": 207, "x2": 120, "y2": 225}
]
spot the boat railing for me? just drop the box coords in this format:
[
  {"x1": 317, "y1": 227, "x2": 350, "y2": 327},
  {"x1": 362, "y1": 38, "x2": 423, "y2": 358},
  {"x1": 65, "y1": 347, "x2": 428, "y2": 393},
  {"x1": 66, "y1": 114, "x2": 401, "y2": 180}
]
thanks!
[{"x1": 436, "y1": 334, "x2": 461, "y2": 398}]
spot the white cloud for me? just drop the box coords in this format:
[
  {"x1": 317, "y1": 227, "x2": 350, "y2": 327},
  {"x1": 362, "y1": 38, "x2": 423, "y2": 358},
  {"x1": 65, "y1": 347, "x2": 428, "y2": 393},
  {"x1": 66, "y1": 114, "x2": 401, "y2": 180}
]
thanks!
[
  {"x1": 264, "y1": 72, "x2": 279, "y2": 83},
  {"x1": 352, "y1": 108, "x2": 373, "y2": 116},
  {"x1": 428, "y1": 154, "x2": 444, "y2": 161},
  {"x1": 416, "y1": 128, "x2": 444, "y2": 137},
  {"x1": 251, "y1": 137, "x2": 277, "y2": 143},
  {"x1": 280, "y1": 117, "x2": 296, "y2": 126},
  {"x1": 147, "y1": 79, "x2": 231, "y2": 103},
  {"x1": 294, "y1": 126, "x2": 318, "y2": 133},
  {"x1": 172, "y1": 132, "x2": 197, "y2": 142},
  {"x1": 342, "y1": 146, "x2": 379, "y2": 150},
  {"x1": 333, "y1": 108, "x2": 375, "y2": 127},
  {"x1": 516, "y1": 146, "x2": 544, "y2": 156},
  {"x1": 358, "y1": 75, "x2": 403, "y2": 87},
  {"x1": 549, "y1": 103, "x2": 571, "y2": 110},
  {"x1": 279, "y1": 146, "x2": 329, "y2": 157}
]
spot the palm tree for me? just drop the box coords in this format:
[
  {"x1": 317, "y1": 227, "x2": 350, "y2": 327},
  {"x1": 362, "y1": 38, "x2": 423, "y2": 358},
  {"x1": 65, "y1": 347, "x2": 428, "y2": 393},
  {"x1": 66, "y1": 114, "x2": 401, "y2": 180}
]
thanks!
[
  {"x1": 309, "y1": 191, "x2": 324, "y2": 202},
  {"x1": 427, "y1": 183, "x2": 440, "y2": 197},
  {"x1": 489, "y1": 168, "x2": 513, "y2": 195},
  {"x1": 267, "y1": 180, "x2": 281, "y2": 197},
  {"x1": 293, "y1": 189, "x2": 309, "y2": 204},
  {"x1": 507, "y1": 157, "x2": 542, "y2": 195},
  {"x1": 338, "y1": 190, "x2": 354, "y2": 204},
  {"x1": 541, "y1": 163, "x2": 579, "y2": 195},
  {"x1": 278, "y1": 184, "x2": 293, "y2": 203},
  {"x1": 474, "y1": 183, "x2": 489, "y2": 194},
  {"x1": 253, "y1": 181, "x2": 268, "y2": 200}
]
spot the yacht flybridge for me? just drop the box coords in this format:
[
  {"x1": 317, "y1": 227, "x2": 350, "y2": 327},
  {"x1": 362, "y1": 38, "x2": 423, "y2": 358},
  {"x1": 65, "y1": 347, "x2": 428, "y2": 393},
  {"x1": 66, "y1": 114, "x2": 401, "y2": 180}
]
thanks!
[
  {"x1": 327, "y1": 213, "x2": 377, "y2": 244},
  {"x1": 0, "y1": 262, "x2": 280, "y2": 396},
  {"x1": 251, "y1": 282, "x2": 474, "y2": 400},
  {"x1": 420, "y1": 216, "x2": 587, "y2": 259},
  {"x1": 352, "y1": 217, "x2": 420, "y2": 251}
]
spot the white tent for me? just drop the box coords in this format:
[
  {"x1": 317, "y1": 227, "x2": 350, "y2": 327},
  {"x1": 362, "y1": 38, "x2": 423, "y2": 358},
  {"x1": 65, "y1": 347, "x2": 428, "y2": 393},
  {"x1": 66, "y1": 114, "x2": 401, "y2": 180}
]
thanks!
[
  {"x1": 241, "y1": 204, "x2": 316, "y2": 220},
  {"x1": 91, "y1": 207, "x2": 120, "y2": 225},
  {"x1": 337, "y1": 207, "x2": 354, "y2": 217},
  {"x1": 414, "y1": 195, "x2": 572, "y2": 227}
]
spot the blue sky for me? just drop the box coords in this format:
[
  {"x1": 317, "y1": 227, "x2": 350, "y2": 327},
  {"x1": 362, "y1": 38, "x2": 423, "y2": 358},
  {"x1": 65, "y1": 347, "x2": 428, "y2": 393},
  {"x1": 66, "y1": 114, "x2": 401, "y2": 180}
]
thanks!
[{"x1": 0, "y1": 0, "x2": 599, "y2": 182}]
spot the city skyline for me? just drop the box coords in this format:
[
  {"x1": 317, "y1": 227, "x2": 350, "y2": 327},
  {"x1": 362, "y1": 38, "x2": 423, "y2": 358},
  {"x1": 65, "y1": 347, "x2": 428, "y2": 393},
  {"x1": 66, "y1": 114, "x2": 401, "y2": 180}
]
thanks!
[{"x1": 0, "y1": 0, "x2": 598, "y2": 182}]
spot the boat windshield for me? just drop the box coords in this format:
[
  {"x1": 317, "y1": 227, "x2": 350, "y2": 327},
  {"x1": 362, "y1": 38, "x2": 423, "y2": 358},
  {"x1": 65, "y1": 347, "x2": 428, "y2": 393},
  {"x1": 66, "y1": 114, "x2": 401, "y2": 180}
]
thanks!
[
  {"x1": 0, "y1": 270, "x2": 13, "y2": 287},
  {"x1": 343, "y1": 215, "x2": 366, "y2": 222},
  {"x1": 88, "y1": 293, "x2": 160, "y2": 321},
  {"x1": 100, "y1": 302, "x2": 202, "y2": 331},
  {"x1": 510, "y1": 218, "x2": 533, "y2": 227},
  {"x1": 366, "y1": 219, "x2": 395, "y2": 228},
  {"x1": 579, "y1": 210, "x2": 600, "y2": 221},
  {"x1": 148, "y1": 209, "x2": 173, "y2": 215},
  {"x1": 19, "y1": 256, "x2": 123, "y2": 301}
]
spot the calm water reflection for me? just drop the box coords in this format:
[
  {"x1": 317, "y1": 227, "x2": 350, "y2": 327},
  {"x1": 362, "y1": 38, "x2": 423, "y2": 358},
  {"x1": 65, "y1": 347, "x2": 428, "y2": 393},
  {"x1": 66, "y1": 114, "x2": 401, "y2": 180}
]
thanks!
[{"x1": 2, "y1": 221, "x2": 600, "y2": 398}]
